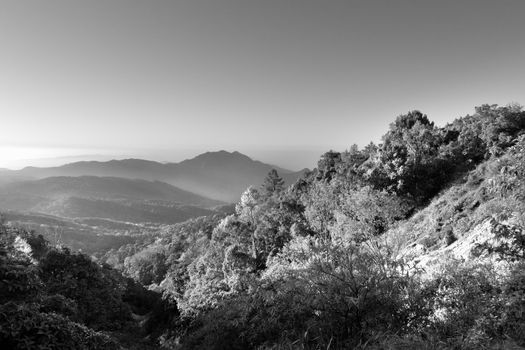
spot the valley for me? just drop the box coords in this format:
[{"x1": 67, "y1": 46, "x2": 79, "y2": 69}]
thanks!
[{"x1": 0, "y1": 151, "x2": 302, "y2": 255}]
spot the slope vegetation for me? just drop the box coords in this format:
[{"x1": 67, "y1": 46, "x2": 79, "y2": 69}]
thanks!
[
  {"x1": 102, "y1": 104, "x2": 525, "y2": 349},
  {"x1": 4, "y1": 104, "x2": 525, "y2": 349}
]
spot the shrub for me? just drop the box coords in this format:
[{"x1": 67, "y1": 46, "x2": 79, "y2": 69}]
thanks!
[{"x1": 0, "y1": 302, "x2": 120, "y2": 350}]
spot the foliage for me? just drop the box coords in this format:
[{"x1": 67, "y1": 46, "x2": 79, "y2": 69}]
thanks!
[
  {"x1": 0, "y1": 302, "x2": 120, "y2": 350},
  {"x1": 261, "y1": 169, "x2": 285, "y2": 198},
  {"x1": 141, "y1": 103, "x2": 525, "y2": 349},
  {"x1": 0, "y1": 223, "x2": 168, "y2": 349},
  {"x1": 10, "y1": 103, "x2": 523, "y2": 349},
  {"x1": 39, "y1": 248, "x2": 134, "y2": 330},
  {"x1": 124, "y1": 246, "x2": 168, "y2": 285}
]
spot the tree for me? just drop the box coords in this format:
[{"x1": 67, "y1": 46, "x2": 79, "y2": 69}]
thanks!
[
  {"x1": 40, "y1": 248, "x2": 133, "y2": 330},
  {"x1": 379, "y1": 111, "x2": 445, "y2": 202},
  {"x1": 302, "y1": 181, "x2": 339, "y2": 239},
  {"x1": 261, "y1": 169, "x2": 285, "y2": 198},
  {"x1": 235, "y1": 187, "x2": 266, "y2": 261},
  {"x1": 316, "y1": 150, "x2": 342, "y2": 182},
  {"x1": 330, "y1": 185, "x2": 407, "y2": 243},
  {"x1": 124, "y1": 246, "x2": 168, "y2": 285},
  {"x1": 236, "y1": 187, "x2": 261, "y2": 226}
]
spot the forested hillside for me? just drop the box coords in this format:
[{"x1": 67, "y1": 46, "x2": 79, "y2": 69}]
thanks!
[
  {"x1": 0, "y1": 222, "x2": 174, "y2": 349},
  {"x1": 3, "y1": 104, "x2": 525, "y2": 349}
]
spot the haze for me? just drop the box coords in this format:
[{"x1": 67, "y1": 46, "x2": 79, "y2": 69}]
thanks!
[{"x1": 1, "y1": 0, "x2": 524, "y2": 170}]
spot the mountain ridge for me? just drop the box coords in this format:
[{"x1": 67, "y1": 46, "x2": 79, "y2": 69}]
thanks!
[{"x1": 6, "y1": 150, "x2": 307, "y2": 202}]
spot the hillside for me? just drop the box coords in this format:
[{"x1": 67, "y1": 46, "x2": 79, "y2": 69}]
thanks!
[
  {"x1": 0, "y1": 225, "x2": 171, "y2": 349},
  {"x1": 0, "y1": 176, "x2": 221, "y2": 207},
  {"x1": 0, "y1": 176, "x2": 219, "y2": 226},
  {"x1": 389, "y1": 134, "x2": 525, "y2": 275},
  {"x1": 0, "y1": 177, "x2": 220, "y2": 255},
  {"x1": 96, "y1": 104, "x2": 525, "y2": 349},
  {"x1": 164, "y1": 151, "x2": 306, "y2": 201},
  {"x1": 3, "y1": 104, "x2": 525, "y2": 349},
  {"x1": 8, "y1": 151, "x2": 307, "y2": 202}
]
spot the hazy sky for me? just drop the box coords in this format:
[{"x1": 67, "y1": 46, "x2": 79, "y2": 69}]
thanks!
[{"x1": 1, "y1": 0, "x2": 524, "y2": 170}]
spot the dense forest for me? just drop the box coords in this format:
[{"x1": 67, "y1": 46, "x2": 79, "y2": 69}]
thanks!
[{"x1": 2, "y1": 104, "x2": 525, "y2": 349}]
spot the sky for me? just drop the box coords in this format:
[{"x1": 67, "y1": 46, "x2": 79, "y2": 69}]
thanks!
[{"x1": 1, "y1": 0, "x2": 524, "y2": 170}]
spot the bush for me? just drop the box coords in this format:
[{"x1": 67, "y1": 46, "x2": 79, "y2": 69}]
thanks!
[
  {"x1": 40, "y1": 248, "x2": 134, "y2": 330},
  {"x1": 0, "y1": 302, "x2": 120, "y2": 350}
]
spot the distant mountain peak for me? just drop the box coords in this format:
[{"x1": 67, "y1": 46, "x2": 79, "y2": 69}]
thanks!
[
  {"x1": 10, "y1": 150, "x2": 305, "y2": 202},
  {"x1": 185, "y1": 150, "x2": 254, "y2": 164}
]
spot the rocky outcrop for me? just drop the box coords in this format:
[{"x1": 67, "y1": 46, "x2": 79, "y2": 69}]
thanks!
[{"x1": 400, "y1": 216, "x2": 522, "y2": 278}]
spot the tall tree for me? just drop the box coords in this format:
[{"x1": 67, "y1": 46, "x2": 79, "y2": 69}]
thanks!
[
  {"x1": 379, "y1": 111, "x2": 444, "y2": 202},
  {"x1": 261, "y1": 169, "x2": 285, "y2": 197}
]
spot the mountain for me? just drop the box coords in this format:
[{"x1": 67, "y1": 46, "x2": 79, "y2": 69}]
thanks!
[
  {"x1": 0, "y1": 171, "x2": 32, "y2": 186},
  {"x1": 9, "y1": 151, "x2": 307, "y2": 202},
  {"x1": 164, "y1": 151, "x2": 306, "y2": 201},
  {"x1": 0, "y1": 176, "x2": 220, "y2": 206},
  {"x1": 0, "y1": 151, "x2": 303, "y2": 254},
  {"x1": 0, "y1": 176, "x2": 219, "y2": 225},
  {"x1": 16, "y1": 159, "x2": 167, "y2": 180},
  {"x1": 0, "y1": 176, "x2": 220, "y2": 254}
]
